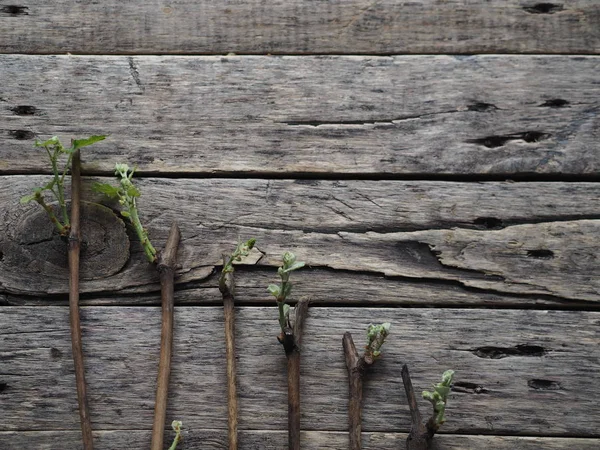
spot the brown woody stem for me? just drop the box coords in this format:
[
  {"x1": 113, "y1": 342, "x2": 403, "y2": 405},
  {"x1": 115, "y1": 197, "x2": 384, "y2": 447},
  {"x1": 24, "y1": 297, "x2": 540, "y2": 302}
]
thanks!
[
  {"x1": 68, "y1": 150, "x2": 94, "y2": 450},
  {"x1": 220, "y1": 256, "x2": 239, "y2": 450},
  {"x1": 401, "y1": 364, "x2": 433, "y2": 450},
  {"x1": 150, "y1": 223, "x2": 181, "y2": 450},
  {"x1": 280, "y1": 298, "x2": 310, "y2": 450},
  {"x1": 342, "y1": 332, "x2": 374, "y2": 450}
]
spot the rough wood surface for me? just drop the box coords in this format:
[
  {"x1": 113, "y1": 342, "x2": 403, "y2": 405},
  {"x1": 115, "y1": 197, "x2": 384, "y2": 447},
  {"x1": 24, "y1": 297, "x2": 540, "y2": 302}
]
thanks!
[
  {"x1": 1, "y1": 55, "x2": 599, "y2": 176},
  {"x1": 1, "y1": 177, "x2": 599, "y2": 303},
  {"x1": 2, "y1": 431, "x2": 599, "y2": 450},
  {"x1": 1, "y1": 306, "x2": 598, "y2": 437},
  {"x1": 0, "y1": 1, "x2": 598, "y2": 54}
]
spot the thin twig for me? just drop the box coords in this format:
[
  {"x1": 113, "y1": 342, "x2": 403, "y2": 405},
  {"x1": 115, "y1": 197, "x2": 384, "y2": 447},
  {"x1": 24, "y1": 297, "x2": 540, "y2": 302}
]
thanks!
[
  {"x1": 150, "y1": 223, "x2": 181, "y2": 450},
  {"x1": 279, "y1": 298, "x2": 310, "y2": 450},
  {"x1": 68, "y1": 150, "x2": 94, "y2": 450},
  {"x1": 342, "y1": 324, "x2": 389, "y2": 450},
  {"x1": 220, "y1": 255, "x2": 239, "y2": 450},
  {"x1": 342, "y1": 332, "x2": 368, "y2": 450},
  {"x1": 401, "y1": 364, "x2": 432, "y2": 450}
]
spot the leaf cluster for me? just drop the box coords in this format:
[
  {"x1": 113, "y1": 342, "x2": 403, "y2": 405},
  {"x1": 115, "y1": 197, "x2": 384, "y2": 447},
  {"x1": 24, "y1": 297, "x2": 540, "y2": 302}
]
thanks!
[
  {"x1": 365, "y1": 322, "x2": 391, "y2": 359},
  {"x1": 268, "y1": 251, "x2": 305, "y2": 331},
  {"x1": 422, "y1": 369, "x2": 455, "y2": 426},
  {"x1": 222, "y1": 238, "x2": 257, "y2": 275},
  {"x1": 20, "y1": 135, "x2": 106, "y2": 235},
  {"x1": 93, "y1": 163, "x2": 156, "y2": 263}
]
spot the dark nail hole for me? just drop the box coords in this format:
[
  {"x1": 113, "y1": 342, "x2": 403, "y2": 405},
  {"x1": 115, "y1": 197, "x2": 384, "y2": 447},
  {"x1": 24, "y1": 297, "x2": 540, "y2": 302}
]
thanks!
[
  {"x1": 474, "y1": 217, "x2": 504, "y2": 230},
  {"x1": 521, "y1": 131, "x2": 550, "y2": 143},
  {"x1": 50, "y1": 348, "x2": 63, "y2": 358},
  {"x1": 468, "y1": 102, "x2": 498, "y2": 112},
  {"x1": 523, "y1": 3, "x2": 564, "y2": 14},
  {"x1": 0, "y1": 251, "x2": 3, "y2": 262},
  {"x1": 468, "y1": 131, "x2": 550, "y2": 148},
  {"x1": 0, "y1": 382, "x2": 7, "y2": 394},
  {"x1": 528, "y1": 379, "x2": 562, "y2": 390},
  {"x1": 11, "y1": 105, "x2": 38, "y2": 115},
  {"x1": 539, "y1": 99, "x2": 569, "y2": 108},
  {"x1": 1, "y1": 5, "x2": 29, "y2": 15},
  {"x1": 527, "y1": 249, "x2": 554, "y2": 259},
  {"x1": 9, "y1": 129, "x2": 35, "y2": 140},
  {"x1": 453, "y1": 381, "x2": 489, "y2": 394},
  {"x1": 467, "y1": 135, "x2": 512, "y2": 148},
  {"x1": 472, "y1": 344, "x2": 546, "y2": 359}
]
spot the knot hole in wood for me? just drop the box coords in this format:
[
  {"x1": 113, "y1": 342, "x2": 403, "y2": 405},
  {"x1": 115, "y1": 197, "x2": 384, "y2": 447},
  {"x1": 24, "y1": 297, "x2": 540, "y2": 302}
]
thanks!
[{"x1": 5, "y1": 201, "x2": 129, "y2": 280}]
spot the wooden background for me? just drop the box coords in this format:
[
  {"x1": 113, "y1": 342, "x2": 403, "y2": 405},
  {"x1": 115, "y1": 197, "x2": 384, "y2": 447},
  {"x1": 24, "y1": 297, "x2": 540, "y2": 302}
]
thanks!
[{"x1": 1, "y1": 1, "x2": 600, "y2": 449}]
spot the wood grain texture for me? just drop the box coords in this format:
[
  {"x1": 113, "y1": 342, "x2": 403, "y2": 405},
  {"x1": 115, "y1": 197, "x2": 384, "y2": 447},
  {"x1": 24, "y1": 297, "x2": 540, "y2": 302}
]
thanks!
[
  {"x1": 2, "y1": 431, "x2": 599, "y2": 450},
  {"x1": 1, "y1": 177, "x2": 599, "y2": 303},
  {"x1": 1, "y1": 431, "x2": 600, "y2": 450},
  {"x1": 0, "y1": 1, "x2": 598, "y2": 54},
  {"x1": 1, "y1": 307, "x2": 599, "y2": 436},
  {"x1": 1, "y1": 55, "x2": 599, "y2": 176}
]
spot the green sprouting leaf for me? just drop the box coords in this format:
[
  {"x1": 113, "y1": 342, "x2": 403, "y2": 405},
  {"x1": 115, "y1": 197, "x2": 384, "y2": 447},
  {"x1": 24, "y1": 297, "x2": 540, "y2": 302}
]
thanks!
[
  {"x1": 34, "y1": 136, "x2": 59, "y2": 147},
  {"x1": 20, "y1": 187, "x2": 43, "y2": 204},
  {"x1": 282, "y1": 282, "x2": 293, "y2": 298},
  {"x1": 267, "y1": 284, "x2": 281, "y2": 298},
  {"x1": 92, "y1": 182, "x2": 120, "y2": 199},
  {"x1": 126, "y1": 184, "x2": 141, "y2": 198},
  {"x1": 20, "y1": 193, "x2": 37, "y2": 204},
  {"x1": 282, "y1": 251, "x2": 296, "y2": 266},
  {"x1": 120, "y1": 211, "x2": 131, "y2": 218},
  {"x1": 115, "y1": 163, "x2": 130, "y2": 177},
  {"x1": 69, "y1": 135, "x2": 106, "y2": 151},
  {"x1": 282, "y1": 261, "x2": 305, "y2": 273},
  {"x1": 435, "y1": 385, "x2": 451, "y2": 397},
  {"x1": 441, "y1": 370, "x2": 455, "y2": 385},
  {"x1": 246, "y1": 238, "x2": 256, "y2": 250},
  {"x1": 283, "y1": 303, "x2": 291, "y2": 319},
  {"x1": 42, "y1": 179, "x2": 56, "y2": 191}
]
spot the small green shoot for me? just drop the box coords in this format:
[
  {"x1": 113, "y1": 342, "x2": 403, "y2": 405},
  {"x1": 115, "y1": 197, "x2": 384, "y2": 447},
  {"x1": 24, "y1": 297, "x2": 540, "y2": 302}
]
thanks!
[
  {"x1": 268, "y1": 251, "x2": 305, "y2": 331},
  {"x1": 422, "y1": 369, "x2": 455, "y2": 427},
  {"x1": 365, "y1": 322, "x2": 391, "y2": 360},
  {"x1": 219, "y1": 238, "x2": 257, "y2": 290},
  {"x1": 21, "y1": 135, "x2": 106, "y2": 235},
  {"x1": 93, "y1": 163, "x2": 157, "y2": 263},
  {"x1": 168, "y1": 420, "x2": 183, "y2": 450}
]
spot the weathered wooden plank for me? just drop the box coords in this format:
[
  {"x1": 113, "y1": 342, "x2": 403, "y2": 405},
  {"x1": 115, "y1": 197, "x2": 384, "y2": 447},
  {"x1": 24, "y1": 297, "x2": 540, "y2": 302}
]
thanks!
[
  {"x1": 2, "y1": 431, "x2": 599, "y2": 450},
  {"x1": 0, "y1": 1, "x2": 598, "y2": 54},
  {"x1": 1, "y1": 55, "x2": 599, "y2": 176},
  {"x1": 1, "y1": 307, "x2": 598, "y2": 437},
  {"x1": 2, "y1": 177, "x2": 600, "y2": 303}
]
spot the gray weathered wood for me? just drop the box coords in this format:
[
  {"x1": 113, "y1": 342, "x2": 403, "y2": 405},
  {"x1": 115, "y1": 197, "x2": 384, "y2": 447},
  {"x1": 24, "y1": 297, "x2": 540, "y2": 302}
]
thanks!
[
  {"x1": 2, "y1": 177, "x2": 600, "y2": 302},
  {"x1": 1, "y1": 55, "x2": 599, "y2": 176},
  {"x1": 1, "y1": 307, "x2": 598, "y2": 436},
  {"x1": 0, "y1": 1, "x2": 598, "y2": 54},
  {"x1": 1, "y1": 431, "x2": 599, "y2": 450}
]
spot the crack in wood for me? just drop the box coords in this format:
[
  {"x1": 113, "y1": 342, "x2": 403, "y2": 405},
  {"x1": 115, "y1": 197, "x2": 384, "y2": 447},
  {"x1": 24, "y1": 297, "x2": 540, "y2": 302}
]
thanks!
[
  {"x1": 127, "y1": 57, "x2": 144, "y2": 93},
  {"x1": 280, "y1": 109, "x2": 458, "y2": 127}
]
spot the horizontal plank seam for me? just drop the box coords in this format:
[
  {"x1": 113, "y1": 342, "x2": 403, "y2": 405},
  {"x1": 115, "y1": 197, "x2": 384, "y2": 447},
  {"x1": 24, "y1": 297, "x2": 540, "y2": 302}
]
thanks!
[
  {"x1": 3, "y1": 171, "x2": 600, "y2": 183},
  {"x1": 4, "y1": 298, "x2": 600, "y2": 312},
  {"x1": 2, "y1": 52, "x2": 600, "y2": 57}
]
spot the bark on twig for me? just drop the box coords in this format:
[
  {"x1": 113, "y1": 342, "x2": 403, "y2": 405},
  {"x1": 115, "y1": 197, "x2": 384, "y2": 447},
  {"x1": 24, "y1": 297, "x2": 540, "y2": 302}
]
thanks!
[
  {"x1": 342, "y1": 332, "x2": 377, "y2": 450},
  {"x1": 279, "y1": 298, "x2": 310, "y2": 450},
  {"x1": 401, "y1": 364, "x2": 433, "y2": 450},
  {"x1": 68, "y1": 150, "x2": 94, "y2": 450},
  {"x1": 220, "y1": 255, "x2": 239, "y2": 450},
  {"x1": 150, "y1": 223, "x2": 181, "y2": 450}
]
